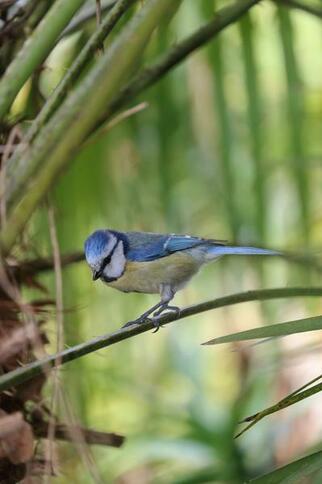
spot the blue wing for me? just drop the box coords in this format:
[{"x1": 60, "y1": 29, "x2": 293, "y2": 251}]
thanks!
[{"x1": 126, "y1": 232, "x2": 218, "y2": 262}]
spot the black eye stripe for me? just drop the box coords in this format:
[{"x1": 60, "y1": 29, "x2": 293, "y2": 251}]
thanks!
[{"x1": 100, "y1": 239, "x2": 119, "y2": 273}]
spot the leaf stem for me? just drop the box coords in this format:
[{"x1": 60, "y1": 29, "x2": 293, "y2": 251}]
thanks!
[{"x1": 0, "y1": 286, "x2": 321, "y2": 393}]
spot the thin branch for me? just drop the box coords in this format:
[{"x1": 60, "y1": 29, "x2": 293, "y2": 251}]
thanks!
[
  {"x1": 58, "y1": 388, "x2": 104, "y2": 483},
  {"x1": 83, "y1": 101, "x2": 148, "y2": 147},
  {"x1": 35, "y1": 422, "x2": 124, "y2": 447},
  {"x1": 0, "y1": 286, "x2": 321, "y2": 393},
  {"x1": 61, "y1": 0, "x2": 117, "y2": 38},
  {"x1": 15, "y1": 251, "x2": 84, "y2": 276},
  {"x1": 236, "y1": 376, "x2": 322, "y2": 438},
  {"x1": 96, "y1": 0, "x2": 103, "y2": 26},
  {"x1": 278, "y1": 0, "x2": 322, "y2": 19},
  {"x1": 47, "y1": 202, "x2": 64, "y2": 353},
  {"x1": 46, "y1": 201, "x2": 64, "y2": 480}
]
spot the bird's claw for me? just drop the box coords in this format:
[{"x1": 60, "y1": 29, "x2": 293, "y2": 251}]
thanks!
[
  {"x1": 151, "y1": 316, "x2": 163, "y2": 333},
  {"x1": 150, "y1": 306, "x2": 181, "y2": 333},
  {"x1": 153, "y1": 305, "x2": 180, "y2": 318},
  {"x1": 122, "y1": 315, "x2": 164, "y2": 333}
]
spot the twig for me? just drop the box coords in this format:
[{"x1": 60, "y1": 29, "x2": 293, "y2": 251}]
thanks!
[
  {"x1": 45, "y1": 201, "x2": 64, "y2": 482},
  {"x1": 0, "y1": 286, "x2": 321, "y2": 393},
  {"x1": 83, "y1": 101, "x2": 148, "y2": 147},
  {"x1": 34, "y1": 421, "x2": 124, "y2": 447},
  {"x1": 0, "y1": 143, "x2": 27, "y2": 154},
  {"x1": 47, "y1": 202, "x2": 64, "y2": 353},
  {"x1": 96, "y1": 0, "x2": 102, "y2": 24},
  {"x1": 236, "y1": 375, "x2": 322, "y2": 438},
  {"x1": 58, "y1": 388, "x2": 104, "y2": 483},
  {"x1": 60, "y1": 0, "x2": 117, "y2": 38},
  {"x1": 15, "y1": 251, "x2": 84, "y2": 276}
]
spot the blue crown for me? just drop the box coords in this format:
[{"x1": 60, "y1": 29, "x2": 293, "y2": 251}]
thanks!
[{"x1": 84, "y1": 230, "x2": 110, "y2": 258}]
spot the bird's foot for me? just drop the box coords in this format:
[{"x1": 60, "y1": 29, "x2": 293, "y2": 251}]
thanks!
[
  {"x1": 150, "y1": 316, "x2": 164, "y2": 333},
  {"x1": 150, "y1": 305, "x2": 181, "y2": 333},
  {"x1": 153, "y1": 305, "x2": 181, "y2": 318},
  {"x1": 122, "y1": 306, "x2": 181, "y2": 332},
  {"x1": 121, "y1": 315, "x2": 153, "y2": 329}
]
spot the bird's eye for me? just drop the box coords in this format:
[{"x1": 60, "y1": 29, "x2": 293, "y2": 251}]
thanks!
[{"x1": 100, "y1": 253, "x2": 112, "y2": 272}]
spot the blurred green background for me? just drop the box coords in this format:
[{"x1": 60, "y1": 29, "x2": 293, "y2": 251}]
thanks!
[{"x1": 22, "y1": 1, "x2": 322, "y2": 482}]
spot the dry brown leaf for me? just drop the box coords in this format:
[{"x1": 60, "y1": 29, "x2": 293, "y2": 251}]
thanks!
[{"x1": 0, "y1": 411, "x2": 34, "y2": 464}]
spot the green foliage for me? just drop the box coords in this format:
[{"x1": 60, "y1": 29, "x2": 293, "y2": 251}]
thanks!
[
  {"x1": 250, "y1": 450, "x2": 322, "y2": 483},
  {"x1": 204, "y1": 315, "x2": 322, "y2": 345},
  {"x1": 1, "y1": 0, "x2": 322, "y2": 482}
]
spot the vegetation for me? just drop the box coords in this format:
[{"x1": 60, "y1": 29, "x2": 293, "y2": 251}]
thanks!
[{"x1": 0, "y1": 0, "x2": 321, "y2": 481}]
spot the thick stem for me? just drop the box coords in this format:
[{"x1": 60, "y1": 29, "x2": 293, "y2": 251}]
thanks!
[{"x1": 0, "y1": 286, "x2": 321, "y2": 393}]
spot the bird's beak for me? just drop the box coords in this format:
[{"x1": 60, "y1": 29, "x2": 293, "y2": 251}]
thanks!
[{"x1": 92, "y1": 270, "x2": 102, "y2": 281}]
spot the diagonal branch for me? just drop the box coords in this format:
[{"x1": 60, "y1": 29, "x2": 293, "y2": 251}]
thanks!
[
  {"x1": 61, "y1": 0, "x2": 118, "y2": 38},
  {"x1": 0, "y1": 286, "x2": 321, "y2": 393},
  {"x1": 236, "y1": 375, "x2": 322, "y2": 438}
]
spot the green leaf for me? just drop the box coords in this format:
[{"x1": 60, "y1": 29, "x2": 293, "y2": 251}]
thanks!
[
  {"x1": 202, "y1": 315, "x2": 322, "y2": 345},
  {"x1": 250, "y1": 450, "x2": 322, "y2": 483},
  {"x1": 236, "y1": 378, "x2": 322, "y2": 438}
]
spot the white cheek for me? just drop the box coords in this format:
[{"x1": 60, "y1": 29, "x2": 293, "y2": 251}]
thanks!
[{"x1": 104, "y1": 241, "x2": 126, "y2": 279}]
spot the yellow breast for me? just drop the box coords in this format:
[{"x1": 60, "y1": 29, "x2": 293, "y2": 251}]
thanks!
[{"x1": 107, "y1": 252, "x2": 200, "y2": 294}]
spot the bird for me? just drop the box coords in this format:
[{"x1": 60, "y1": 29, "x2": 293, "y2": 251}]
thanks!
[{"x1": 84, "y1": 229, "x2": 279, "y2": 330}]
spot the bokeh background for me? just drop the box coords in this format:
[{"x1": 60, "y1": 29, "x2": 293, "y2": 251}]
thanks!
[{"x1": 20, "y1": 0, "x2": 322, "y2": 481}]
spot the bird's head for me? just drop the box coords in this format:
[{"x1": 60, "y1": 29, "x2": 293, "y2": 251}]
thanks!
[{"x1": 84, "y1": 230, "x2": 127, "y2": 282}]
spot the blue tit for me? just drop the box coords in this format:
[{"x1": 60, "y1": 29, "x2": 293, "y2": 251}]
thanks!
[{"x1": 84, "y1": 229, "x2": 279, "y2": 329}]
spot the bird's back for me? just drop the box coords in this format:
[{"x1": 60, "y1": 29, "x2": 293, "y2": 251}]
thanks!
[{"x1": 125, "y1": 231, "x2": 226, "y2": 262}]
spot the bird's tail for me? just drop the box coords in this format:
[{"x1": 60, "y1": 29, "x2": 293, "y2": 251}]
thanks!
[{"x1": 205, "y1": 245, "x2": 280, "y2": 260}]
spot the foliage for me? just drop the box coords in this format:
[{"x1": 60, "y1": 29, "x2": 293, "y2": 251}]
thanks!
[{"x1": 0, "y1": 0, "x2": 321, "y2": 482}]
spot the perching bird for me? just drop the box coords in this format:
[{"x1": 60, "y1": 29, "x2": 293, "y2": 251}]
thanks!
[{"x1": 84, "y1": 229, "x2": 279, "y2": 329}]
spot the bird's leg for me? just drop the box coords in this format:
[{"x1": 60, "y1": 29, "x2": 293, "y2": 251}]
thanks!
[
  {"x1": 122, "y1": 285, "x2": 178, "y2": 333},
  {"x1": 122, "y1": 300, "x2": 165, "y2": 328},
  {"x1": 150, "y1": 285, "x2": 180, "y2": 332}
]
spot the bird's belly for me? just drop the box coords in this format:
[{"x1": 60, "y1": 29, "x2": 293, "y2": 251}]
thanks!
[{"x1": 106, "y1": 252, "x2": 200, "y2": 294}]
